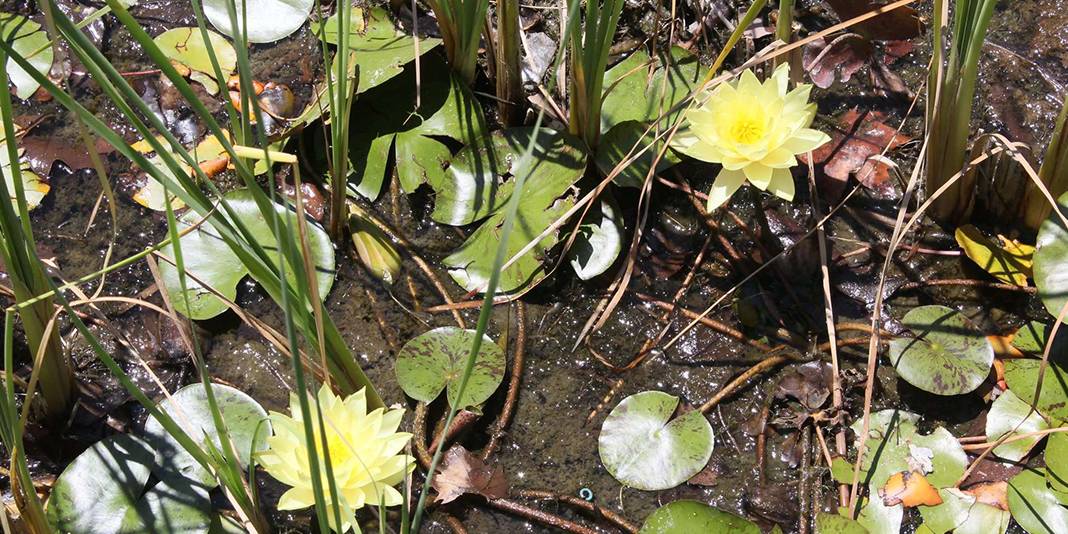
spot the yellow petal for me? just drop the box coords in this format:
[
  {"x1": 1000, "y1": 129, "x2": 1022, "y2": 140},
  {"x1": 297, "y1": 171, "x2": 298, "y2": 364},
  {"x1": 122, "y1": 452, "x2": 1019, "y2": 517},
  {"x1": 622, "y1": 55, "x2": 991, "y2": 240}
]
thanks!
[
  {"x1": 782, "y1": 128, "x2": 831, "y2": 155},
  {"x1": 768, "y1": 167, "x2": 796, "y2": 202},
  {"x1": 707, "y1": 167, "x2": 746, "y2": 211},
  {"x1": 743, "y1": 162, "x2": 773, "y2": 189}
]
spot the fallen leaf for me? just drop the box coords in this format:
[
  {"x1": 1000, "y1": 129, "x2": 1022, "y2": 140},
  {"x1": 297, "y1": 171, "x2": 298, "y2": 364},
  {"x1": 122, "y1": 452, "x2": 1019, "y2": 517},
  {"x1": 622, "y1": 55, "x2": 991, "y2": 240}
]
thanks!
[
  {"x1": 963, "y1": 481, "x2": 1009, "y2": 511},
  {"x1": 775, "y1": 361, "x2": 832, "y2": 411},
  {"x1": 803, "y1": 36, "x2": 871, "y2": 89},
  {"x1": 879, "y1": 470, "x2": 943, "y2": 507},
  {"x1": 800, "y1": 109, "x2": 911, "y2": 200},
  {"x1": 432, "y1": 445, "x2": 509, "y2": 504},
  {"x1": 955, "y1": 225, "x2": 1033, "y2": 286},
  {"x1": 824, "y1": 0, "x2": 924, "y2": 41}
]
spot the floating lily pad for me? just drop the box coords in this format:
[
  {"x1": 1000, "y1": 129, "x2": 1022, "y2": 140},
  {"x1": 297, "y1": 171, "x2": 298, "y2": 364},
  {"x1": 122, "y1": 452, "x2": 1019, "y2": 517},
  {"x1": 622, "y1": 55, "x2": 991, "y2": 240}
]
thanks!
[
  {"x1": 1003, "y1": 359, "x2": 1068, "y2": 423},
  {"x1": 143, "y1": 383, "x2": 270, "y2": 487},
  {"x1": 1007, "y1": 468, "x2": 1068, "y2": 534},
  {"x1": 309, "y1": 6, "x2": 365, "y2": 45},
  {"x1": 1046, "y1": 432, "x2": 1068, "y2": 494},
  {"x1": 850, "y1": 410, "x2": 967, "y2": 492},
  {"x1": 46, "y1": 434, "x2": 212, "y2": 534},
  {"x1": 395, "y1": 327, "x2": 505, "y2": 408},
  {"x1": 2, "y1": 145, "x2": 48, "y2": 211},
  {"x1": 443, "y1": 128, "x2": 587, "y2": 294},
  {"x1": 0, "y1": 13, "x2": 53, "y2": 100},
  {"x1": 855, "y1": 496, "x2": 903, "y2": 534},
  {"x1": 157, "y1": 188, "x2": 335, "y2": 320},
  {"x1": 815, "y1": 512, "x2": 870, "y2": 534},
  {"x1": 1034, "y1": 191, "x2": 1068, "y2": 317},
  {"x1": 985, "y1": 389, "x2": 1050, "y2": 461},
  {"x1": 888, "y1": 305, "x2": 994, "y2": 396},
  {"x1": 920, "y1": 488, "x2": 1009, "y2": 534},
  {"x1": 595, "y1": 120, "x2": 681, "y2": 188},
  {"x1": 955, "y1": 224, "x2": 1033, "y2": 286},
  {"x1": 638, "y1": 501, "x2": 759, "y2": 533},
  {"x1": 599, "y1": 391, "x2": 714, "y2": 491},
  {"x1": 203, "y1": 0, "x2": 313, "y2": 43},
  {"x1": 1011, "y1": 320, "x2": 1068, "y2": 359},
  {"x1": 569, "y1": 194, "x2": 624, "y2": 280},
  {"x1": 154, "y1": 27, "x2": 236, "y2": 95}
]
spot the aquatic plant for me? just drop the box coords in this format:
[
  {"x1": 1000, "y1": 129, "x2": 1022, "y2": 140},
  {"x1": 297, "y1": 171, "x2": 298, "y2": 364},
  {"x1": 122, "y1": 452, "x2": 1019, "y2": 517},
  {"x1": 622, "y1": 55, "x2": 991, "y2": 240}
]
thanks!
[
  {"x1": 566, "y1": 0, "x2": 625, "y2": 148},
  {"x1": 674, "y1": 64, "x2": 830, "y2": 210},
  {"x1": 260, "y1": 385, "x2": 415, "y2": 533},
  {"x1": 425, "y1": 0, "x2": 490, "y2": 84},
  {"x1": 1024, "y1": 93, "x2": 1068, "y2": 231}
]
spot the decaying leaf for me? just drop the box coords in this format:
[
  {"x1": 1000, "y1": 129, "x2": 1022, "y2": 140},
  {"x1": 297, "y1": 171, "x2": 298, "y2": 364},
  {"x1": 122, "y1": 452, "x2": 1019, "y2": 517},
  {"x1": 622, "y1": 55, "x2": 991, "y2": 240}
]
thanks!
[
  {"x1": 955, "y1": 224, "x2": 1034, "y2": 286},
  {"x1": 963, "y1": 480, "x2": 1010, "y2": 511},
  {"x1": 879, "y1": 470, "x2": 943, "y2": 507},
  {"x1": 800, "y1": 109, "x2": 911, "y2": 201},
  {"x1": 824, "y1": 0, "x2": 924, "y2": 41},
  {"x1": 432, "y1": 445, "x2": 508, "y2": 504}
]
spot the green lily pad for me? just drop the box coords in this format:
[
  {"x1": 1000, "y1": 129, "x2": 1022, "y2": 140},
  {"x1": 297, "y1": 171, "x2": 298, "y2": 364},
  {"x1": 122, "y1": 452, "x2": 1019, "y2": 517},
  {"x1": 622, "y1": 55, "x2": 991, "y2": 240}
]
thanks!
[
  {"x1": 568, "y1": 194, "x2": 623, "y2": 280},
  {"x1": 443, "y1": 128, "x2": 587, "y2": 294},
  {"x1": 143, "y1": 383, "x2": 270, "y2": 488},
  {"x1": 595, "y1": 120, "x2": 681, "y2": 188},
  {"x1": 598, "y1": 391, "x2": 714, "y2": 491},
  {"x1": 1011, "y1": 320, "x2": 1068, "y2": 359},
  {"x1": 815, "y1": 512, "x2": 870, "y2": 534},
  {"x1": 855, "y1": 496, "x2": 903, "y2": 534},
  {"x1": 1003, "y1": 359, "x2": 1068, "y2": 423},
  {"x1": 1007, "y1": 468, "x2": 1068, "y2": 534},
  {"x1": 601, "y1": 46, "x2": 706, "y2": 132},
  {"x1": 154, "y1": 27, "x2": 236, "y2": 95},
  {"x1": 395, "y1": 327, "x2": 506, "y2": 408},
  {"x1": 638, "y1": 501, "x2": 759, "y2": 533},
  {"x1": 0, "y1": 13, "x2": 53, "y2": 100},
  {"x1": 888, "y1": 305, "x2": 994, "y2": 395},
  {"x1": 46, "y1": 434, "x2": 212, "y2": 534},
  {"x1": 2, "y1": 145, "x2": 48, "y2": 211},
  {"x1": 157, "y1": 188, "x2": 335, "y2": 320},
  {"x1": 1046, "y1": 432, "x2": 1068, "y2": 494},
  {"x1": 919, "y1": 488, "x2": 1009, "y2": 534},
  {"x1": 850, "y1": 410, "x2": 967, "y2": 491},
  {"x1": 309, "y1": 6, "x2": 365, "y2": 45},
  {"x1": 1034, "y1": 191, "x2": 1068, "y2": 317},
  {"x1": 985, "y1": 389, "x2": 1051, "y2": 461},
  {"x1": 203, "y1": 0, "x2": 313, "y2": 43}
]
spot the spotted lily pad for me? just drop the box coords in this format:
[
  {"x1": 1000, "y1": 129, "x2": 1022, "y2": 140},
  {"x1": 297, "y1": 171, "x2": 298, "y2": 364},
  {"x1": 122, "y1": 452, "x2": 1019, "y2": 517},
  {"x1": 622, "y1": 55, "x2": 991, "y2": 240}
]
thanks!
[
  {"x1": 143, "y1": 383, "x2": 270, "y2": 487},
  {"x1": 154, "y1": 27, "x2": 236, "y2": 95},
  {"x1": 1034, "y1": 192, "x2": 1068, "y2": 317},
  {"x1": 1007, "y1": 468, "x2": 1068, "y2": 534},
  {"x1": 0, "y1": 12, "x2": 53, "y2": 100},
  {"x1": 888, "y1": 305, "x2": 994, "y2": 396},
  {"x1": 638, "y1": 501, "x2": 759, "y2": 533},
  {"x1": 1011, "y1": 320, "x2": 1068, "y2": 357},
  {"x1": 598, "y1": 391, "x2": 714, "y2": 491},
  {"x1": 395, "y1": 327, "x2": 506, "y2": 408},
  {"x1": 157, "y1": 188, "x2": 335, "y2": 320},
  {"x1": 443, "y1": 128, "x2": 587, "y2": 294},
  {"x1": 985, "y1": 389, "x2": 1050, "y2": 461},
  {"x1": 46, "y1": 434, "x2": 212, "y2": 534},
  {"x1": 1004, "y1": 359, "x2": 1068, "y2": 423},
  {"x1": 203, "y1": 0, "x2": 313, "y2": 43}
]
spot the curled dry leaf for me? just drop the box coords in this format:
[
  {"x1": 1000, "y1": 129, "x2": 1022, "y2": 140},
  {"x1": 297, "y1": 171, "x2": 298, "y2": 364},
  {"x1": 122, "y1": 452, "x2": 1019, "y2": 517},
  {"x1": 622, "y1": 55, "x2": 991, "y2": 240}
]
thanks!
[
  {"x1": 800, "y1": 108, "x2": 911, "y2": 201},
  {"x1": 964, "y1": 480, "x2": 1010, "y2": 511},
  {"x1": 432, "y1": 445, "x2": 509, "y2": 504},
  {"x1": 879, "y1": 470, "x2": 943, "y2": 507}
]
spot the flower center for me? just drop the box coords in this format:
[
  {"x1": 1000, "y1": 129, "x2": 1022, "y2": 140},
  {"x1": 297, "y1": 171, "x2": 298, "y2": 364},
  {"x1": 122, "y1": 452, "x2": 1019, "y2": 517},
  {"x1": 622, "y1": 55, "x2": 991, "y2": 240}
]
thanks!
[{"x1": 727, "y1": 111, "x2": 767, "y2": 144}]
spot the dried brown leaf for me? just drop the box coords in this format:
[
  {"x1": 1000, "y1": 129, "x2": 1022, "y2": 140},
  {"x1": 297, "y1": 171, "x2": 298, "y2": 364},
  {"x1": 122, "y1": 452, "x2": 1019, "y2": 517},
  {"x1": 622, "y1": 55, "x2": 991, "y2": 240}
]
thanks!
[{"x1": 432, "y1": 445, "x2": 509, "y2": 504}]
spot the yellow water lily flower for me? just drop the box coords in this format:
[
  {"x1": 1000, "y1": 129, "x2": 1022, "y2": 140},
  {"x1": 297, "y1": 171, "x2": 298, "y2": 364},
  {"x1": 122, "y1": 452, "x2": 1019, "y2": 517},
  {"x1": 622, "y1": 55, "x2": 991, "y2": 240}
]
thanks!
[
  {"x1": 259, "y1": 386, "x2": 414, "y2": 533},
  {"x1": 673, "y1": 64, "x2": 830, "y2": 210}
]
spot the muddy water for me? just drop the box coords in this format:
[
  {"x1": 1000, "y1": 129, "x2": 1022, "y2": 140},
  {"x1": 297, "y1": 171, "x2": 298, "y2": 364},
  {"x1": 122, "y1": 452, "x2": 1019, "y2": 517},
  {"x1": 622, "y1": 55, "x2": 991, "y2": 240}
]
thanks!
[{"x1": 3, "y1": 1, "x2": 1064, "y2": 533}]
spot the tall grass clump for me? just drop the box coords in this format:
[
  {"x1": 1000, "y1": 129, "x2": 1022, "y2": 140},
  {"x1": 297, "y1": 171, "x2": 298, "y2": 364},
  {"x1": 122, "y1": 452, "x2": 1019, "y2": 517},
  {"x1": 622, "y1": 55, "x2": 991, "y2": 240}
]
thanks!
[
  {"x1": 566, "y1": 0, "x2": 624, "y2": 148},
  {"x1": 426, "y1": 0, "x2": 490, "y2": 84},
  {"x1": 1022, "y1": 93, "x2": 1068, "y2": 230},
  {"x1": 925, "y1": 0, "x2": 997, "y2": 224},
  {"x1": 494, "y1": 0, "x2": 523, "y2": 125}
]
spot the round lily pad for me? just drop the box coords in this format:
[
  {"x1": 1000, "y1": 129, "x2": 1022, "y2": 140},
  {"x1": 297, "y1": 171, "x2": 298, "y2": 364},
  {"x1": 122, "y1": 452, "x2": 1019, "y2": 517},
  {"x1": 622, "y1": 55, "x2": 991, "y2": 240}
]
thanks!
[
  {"x1": 1007, "y1": 468, "x2": 1068, "y2": 534},
  {"x1": 1047, "y1": 432, "x2": 1068, "y2": 494},
  {"x1": 395, "y1": 327, "x2": 506, "y2": 408},
  {"x1": 143, "y1": 383, "x2": 270, "y2": 487},
  {"x1": 1034, "y1": 192, "x2": 1068, "y2": 318},
  {"x1": 203, "y1": 0, "x2": 313, "y2": 43},
  {"x1": 889, "y1": 305, "x2": 994, "y2": 395},
  {"x1": 985, "y1": 389, "x2": 1050, "y2": 461},
  {"x1": 0, "y1": 12, "x2": 53, "y2": 100},
  {"x1": 638, "y1": 501, "x2": 759, "y2": 534},
  {"x1": 598, "y1": 391, "x2": 714, "y2": 491}
]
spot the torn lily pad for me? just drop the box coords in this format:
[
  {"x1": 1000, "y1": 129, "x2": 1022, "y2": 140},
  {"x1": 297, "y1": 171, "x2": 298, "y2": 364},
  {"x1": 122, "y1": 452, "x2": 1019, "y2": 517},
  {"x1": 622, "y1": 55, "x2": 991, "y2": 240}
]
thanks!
[
  {"x1": 130, "y1": 133, "x2": 232, "y2": 212},
  {"x1": 1007, "y1": 468, "x2": 1068, "y2": 534},
  {"x1": 1003, "y1": 358, "x2": 1068, "y2": 423},
  {"x1": 919, "y1": 488, "x2": 1009, "y2": 534},
  {"x1": 395, "y1": 327, "x2": 505, "y2": 409},
  {"x1": 0, "y1": 12, "x2": 52, "y2": 100},
  {"x1": 888, "y1": 305, "x2": 994, "y2": 396},
  {"x1": 154, "y1": 27, "x2": 237, "y2": 95},
  {"x1": 598, "y1": 391, "x2": 714, "y2": 491}
]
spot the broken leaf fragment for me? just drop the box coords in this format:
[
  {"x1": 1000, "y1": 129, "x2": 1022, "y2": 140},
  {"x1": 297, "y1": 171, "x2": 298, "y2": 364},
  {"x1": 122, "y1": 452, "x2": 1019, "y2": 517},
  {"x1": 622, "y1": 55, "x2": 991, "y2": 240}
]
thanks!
[
  {"x1": 955, "y1": 224, "x2": 1033, "y2": 286},
  {"x1": 131, "y1": 133, "x2": 232, "y2": 211},
  {"x1": 431, "y1": 445, "x2": 508, "y2": 504},
  {"x1": 154, "y1": 27, "x2": 237, "y2": 95},
  {"x1": 879, "y1": 470, "x2": 943, "y2": 507}
]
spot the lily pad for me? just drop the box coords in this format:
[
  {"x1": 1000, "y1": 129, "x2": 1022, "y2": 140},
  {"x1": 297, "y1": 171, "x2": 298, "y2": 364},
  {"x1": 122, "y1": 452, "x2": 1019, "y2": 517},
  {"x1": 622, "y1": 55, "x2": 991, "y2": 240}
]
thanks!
[
  {"x1": 1046, "y1": 432, "x2": 1068, "y2": 494},
  {"x1": 985, "y1": 389, "x2": 1050, "y2": 461},
  {"x1": 1007, "y1": 468, "x2": 1068, "y2": 534},
  {"x1": 395, "y1": 326, "x2": 506, "y2": 409},
  {"x1": 598, "y1": 391, "x2": 714, "y2": 491},
  {"x1": 815, "y1": 512, "x2": 870, "y2": 534},
  {"x1": 595, "y1": 120, "x2": 681, "y2": 188},
  {"x1": 569, "y1": 194, "x2": 624, "y2": 280},
  {"x1": 154, "y1": 27, "x2": 236, "y2": 95},
  {"x1": 143, "y1": 383, "x2": 270, "y2": 487},
  {"x1": 1011, "y1": 320, "x2": 1068, "y2": 358},
  {"x1": 443, "y1": 128, "x2": 587, "y2": 294},
  {"x1": 203, "y1": 0, "x2": 313, "y2": 43},
  {"x1": 157, "y1": 188, "x2": 335, "y2": 320},
  {"x1": 954, "y1": 224, "x2": 1033, "y2": 286},
  {"x1": 0, "y1": 13, "x2": 52, "y2": 100},
  {"x1": 855, "y1": 496, "x2": 903, "y2": 534},
  {"x1": 850, "y1": 410, "x2": 967, "y2": 492},
  {"x1": 46, "y1": 434, "x2": 212, "y2": 534},
  {"x1": 1034, "y1": 191, "x2": 1068, "y2": 317},
  {"x1": 638, "y1": 501, "x2": 759, "y2": 533},
  {"x1": 1003, "y1": 359, "x2": 1068, "y2": 423},
  {"x1": 919, "y1": 488, "x2": 1009, "y2": 534},
  {"x1": 601, "y1": 46, "x2": 706, "y2": 131},
  {"x1": 2, "y1": 145, "x2": 48, "y2": 211},
  {"x1": 888, "y1": 305, "x2": 994, "y2": 396}
]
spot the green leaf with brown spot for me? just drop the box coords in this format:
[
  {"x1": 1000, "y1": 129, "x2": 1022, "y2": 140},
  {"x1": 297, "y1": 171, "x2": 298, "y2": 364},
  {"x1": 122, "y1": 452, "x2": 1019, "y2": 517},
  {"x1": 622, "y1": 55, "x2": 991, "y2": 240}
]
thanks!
[
  {"x1": 1004, "y1": 359, "x2": 1068, "y2": 424},
  {"x1": 889, "y1": 305, "x2": 994, "y2": 396},
  {"x1": 395, "y1": 327, "x2": 505, "y2": 409}
]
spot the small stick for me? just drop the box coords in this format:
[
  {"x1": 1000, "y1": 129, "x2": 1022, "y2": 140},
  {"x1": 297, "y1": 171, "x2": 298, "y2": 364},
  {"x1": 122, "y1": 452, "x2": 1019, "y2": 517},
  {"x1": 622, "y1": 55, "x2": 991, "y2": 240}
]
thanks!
[
  {"x1": 699, "y1": 349, "x2": 793, "y2": 414},
  {"x1": 516, "y1": 489, "x2": 639, "y2": 533},
  {"x1": 799, "y1": 426, "x2": 813, "y2": 534},
  {"x1": 441, "y1": 513, "x2": 469, "y2": 534},
  {"x1": 428, "y1": 410, "x2": 479, "y2": 453},
  {"x1": 756, "y1": 395, "x2": 773, "y2": 486},
  {"x1": 485, "y1": 498, "x2": 601, "y2": 534},
  {"x1": 413, "y1": 402, "x2": 433, "y2": 469},
  {"x1": 898, "y1": 278, "x2": 1037, "y2": 294}
]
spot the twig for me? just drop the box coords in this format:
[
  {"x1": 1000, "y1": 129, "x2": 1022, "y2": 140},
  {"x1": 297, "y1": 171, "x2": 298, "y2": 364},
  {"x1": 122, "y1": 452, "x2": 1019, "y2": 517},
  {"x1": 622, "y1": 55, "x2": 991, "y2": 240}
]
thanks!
[
  {"x1": 633, "y1": 292, "x2": 773, "y2": 352},
  {"x1": 898, "y1": 278, "x2": 1037, "y2": 293},
  {"x1": 516, "y1": 489, "x2": 639, "y2": 534},
  {"x1": 441, "y1": 513, "x2": 469, "y2": 534},
  {"x1": 483, "y1": 302, "x2": 527, "y2": 460},
  {"x1": 485, "y1": 498, "x2": 601, "y2": 534},
  {"x1": 699, "y1": 349, "x2": 793, "y2": 414},
  {"x1": 413, "y1": 402, "x2": 433, "y2": 470}
]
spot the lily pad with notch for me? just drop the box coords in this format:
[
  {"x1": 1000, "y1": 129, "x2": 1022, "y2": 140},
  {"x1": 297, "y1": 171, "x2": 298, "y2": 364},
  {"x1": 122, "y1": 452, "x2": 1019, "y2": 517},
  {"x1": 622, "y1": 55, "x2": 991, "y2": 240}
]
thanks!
[
  {"x1": 888, "y1": 305, "x2": 994, "y2": 396},
  {"x1": 638, "y1": 500, "x2": 759, "y2": 533},
  {"x1": 395, "y1": 326, "x2": 506, "y2": 409},
  {"x1": 598, "y1": 391, "x2": 714, "y2": 491},
  {"x1": 154, "y1": 27, "x2": 236, "y2": 95},
  {"x1": 203, "y1": 0, "x2": 313, "y2": 44},
  {"x1": 569, "y1": 193, "x2": 624, "y2": 280}
]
